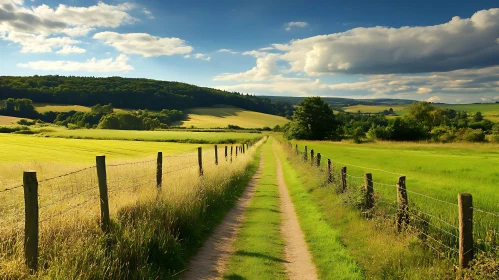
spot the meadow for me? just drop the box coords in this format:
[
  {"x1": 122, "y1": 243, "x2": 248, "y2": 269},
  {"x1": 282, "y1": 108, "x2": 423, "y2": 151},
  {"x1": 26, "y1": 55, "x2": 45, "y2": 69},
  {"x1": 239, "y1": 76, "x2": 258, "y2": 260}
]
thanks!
[
  {"x1": 176, "y1": 106, "x2": 290, "y2": 129},
  {"x1": 36, "y1": 127, "x2": 263, "y2": 144},
  {"x1": 0, "y1": 132, "x2": 263, "y2": 278},
  {"x1": 34, "y1": 103, "x2": 127, "y2": 113},
  {"x1": 289, "y1": 139, "x2": 499, "y2": 253},
  {"x1": 342, "y1": 103, "x2": 499, "y2": 122},
  {"x1": 0, "y1": 115, "x2": 27, "y2": 125}
]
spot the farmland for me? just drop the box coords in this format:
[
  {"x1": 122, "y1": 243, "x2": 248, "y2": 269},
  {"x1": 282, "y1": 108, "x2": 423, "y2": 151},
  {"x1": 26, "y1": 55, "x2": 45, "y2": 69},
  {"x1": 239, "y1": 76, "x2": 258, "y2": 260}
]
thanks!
[
  {"x1": 0, "y1": 115, "x2": 27, "y2": 125},
  {"x1": 36, "y1": 127, "x2": 263, "y2": 144},
  {"x1": 342, "y1": 103, "x2": 499, "y2": 122},
  {"x1": 179, "y1": 106, "x2": 289, "y2": 128},
  {"x1": 34, "y1": 104, "x2": 128, "y2": 113},
  {"x1": 0, "y1": 131, "x2": 263, "y2": 278}
]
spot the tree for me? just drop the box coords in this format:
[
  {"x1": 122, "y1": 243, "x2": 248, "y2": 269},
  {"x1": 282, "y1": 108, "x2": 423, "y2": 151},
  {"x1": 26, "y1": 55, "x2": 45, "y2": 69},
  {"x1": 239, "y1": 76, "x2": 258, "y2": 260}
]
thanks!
[
  {"x1": 473, "y1": 111, "x2": 484, "y2": 122},
  {"x1": 286, "y1": 97, "x2": 337, "y2": 140}
]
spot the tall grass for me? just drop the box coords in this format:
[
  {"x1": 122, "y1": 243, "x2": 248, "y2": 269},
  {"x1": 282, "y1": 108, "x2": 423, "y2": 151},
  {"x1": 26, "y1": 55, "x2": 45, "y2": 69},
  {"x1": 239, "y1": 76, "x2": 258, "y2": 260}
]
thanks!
[{"x1": 0, "y1": 140, "x2": 263, "y2": 279}]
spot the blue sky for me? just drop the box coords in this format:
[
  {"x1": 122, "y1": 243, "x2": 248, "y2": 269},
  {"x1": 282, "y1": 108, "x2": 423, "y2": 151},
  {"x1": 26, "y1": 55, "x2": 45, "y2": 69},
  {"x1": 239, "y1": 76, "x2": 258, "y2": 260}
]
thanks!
[{"x1": 1, "y1": 0, "x2": 499, "y2": 103}]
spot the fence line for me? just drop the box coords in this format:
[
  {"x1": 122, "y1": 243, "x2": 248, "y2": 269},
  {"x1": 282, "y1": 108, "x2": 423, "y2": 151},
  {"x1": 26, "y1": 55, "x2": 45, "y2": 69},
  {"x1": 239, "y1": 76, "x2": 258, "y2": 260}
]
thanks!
[
  {"x1": 288, "y1": 142, "x2": 498, "y2": 269},
  {"x1": 0, "y1": 139, "x2": 262, "y2": 273}
]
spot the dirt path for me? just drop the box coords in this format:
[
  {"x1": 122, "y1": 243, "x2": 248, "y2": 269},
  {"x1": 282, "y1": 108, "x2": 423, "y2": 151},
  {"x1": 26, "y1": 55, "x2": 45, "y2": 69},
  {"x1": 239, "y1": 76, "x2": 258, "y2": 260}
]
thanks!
[
  {"x1": 274, "y1": 151, "x2": 319, "y2": 280},
  {"x1": 182, "y1": 151, "x2": 264, "y2": 280}
]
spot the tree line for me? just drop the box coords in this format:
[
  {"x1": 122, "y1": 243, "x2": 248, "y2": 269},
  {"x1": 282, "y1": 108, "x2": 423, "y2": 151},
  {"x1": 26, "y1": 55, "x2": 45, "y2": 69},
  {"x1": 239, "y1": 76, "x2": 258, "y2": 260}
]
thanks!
[
  {"x1": 0, "y1": 98, "x2": 185, "y2": 130},
  {"x1": 284, "y1": 97, "x2": 499, "y2": 143},
  {"x1": 0, "y1": 75, "x2": 294, "y2": 118}
]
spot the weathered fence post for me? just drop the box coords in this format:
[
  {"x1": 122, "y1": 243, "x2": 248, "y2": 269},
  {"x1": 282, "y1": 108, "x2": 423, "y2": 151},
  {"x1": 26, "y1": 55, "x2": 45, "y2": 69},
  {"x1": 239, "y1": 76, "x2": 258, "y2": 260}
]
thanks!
[
  {"x1": 310, "y1": 150, "x2": 314, "y2": 165},
  {"x1": 230, "y1": 146, "x2": 233, "y2": 162},
  {"x1": 304, "y1": 146, "x2": 308, "y2": 161},
  {"x1": 225, "y1": 146, "x2": 228, "y2": 161},
  {"x1": 242, "y1": 144, "x2": 245, "y2": 154},
  {"x1": 156, "y1": 152, "x2": 162, "y2": 189},
  {"x1": 396, "y1": 176, "x2": 409, "y2": 232},
  {"x1": 340, "y1": 166, "x2": 347, "y2": 192},
  {"x1": 96, "y1": 156, "x2": 110, "y2": 233},
  {"x1": 316, "y1": 153, "x2": 321, "y2": 167},
  {"x1": 198, "y1": 147, "x2": 203, "y2": 176},
  {"x1": 364, "y1": 173, "x2": 374, "y2": 212},
  {"x1": 327, "y1": 159, "x2": 333, "y2": 183},
  {"x1": 295, "y1": 144, "x2": 298, "y2": 155},
  {"x1": 236, "y1": 146, "x2": 238, "y2": 157},
  {"x1": 458, "y1": 193, "x2": 473, "y2": 269},
  {"x1": 214, "y1": 145, "x2": 218, "y2": 165},
  {"x1": 23, "y1": 171, "x2": 38, "y2": 272}
]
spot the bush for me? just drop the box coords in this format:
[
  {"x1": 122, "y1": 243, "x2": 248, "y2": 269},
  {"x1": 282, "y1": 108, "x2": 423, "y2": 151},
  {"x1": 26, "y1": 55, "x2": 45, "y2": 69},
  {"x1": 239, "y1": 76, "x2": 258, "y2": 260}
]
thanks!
[
  {"x1": 17, "y1": 119, "x2": 36, "y2": 126},
  {"x1": 0, "y1": 125, "x2": 30, "y2": 133},
  {"x1": 456, "y1": 128, "x2": 485, "y2": 142}
]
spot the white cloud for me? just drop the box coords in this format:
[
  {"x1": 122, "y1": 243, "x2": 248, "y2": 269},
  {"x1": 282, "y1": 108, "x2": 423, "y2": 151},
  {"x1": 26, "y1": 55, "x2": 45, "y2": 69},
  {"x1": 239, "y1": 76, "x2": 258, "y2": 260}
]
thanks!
[
  {"x1": 427, "y1": 96, "x2": 441, "y2": 102},
  {"x1": 93, "y1": 32, "x2": 193, "y2": 57},
  {"x1": 278, "y1": 8, "x2": 499, "y2": 75},
  {"x1": 285, "y1": 21, "x2": 308, "y2": 31},
  {"x1": 259, "y1": 47, "x2": 274, "y2": 51},
  {"x1": 62, "y1": 25, "x2": 95, "y2": 37},
  {"x1": 56, "y1": 45, "x2": 86, "y2": 54},
  {"x1": 185, "y1": 53, "x2": 210, "y2": 61},
  {"x1": 242, "y1": 50, "x2": 268, "y2": 58},
  {"x1": 2, "y1": 31, "x2": 80, "y2": 53},
  {"x1": 214, "y1": 53, "x2": 279, "y2": 81},
  {"x1": 142, "y1": 8, "x2": 154, "y2": 19},
  {"x1": 17, "y1": 54, "x2": 134, "y2": 72},
  {"x1": 217, "y1": 48, "x2": 238, "y2": 54},
  {"x1": 417, "y1": 87, "x2": 432, "y2": 94}
]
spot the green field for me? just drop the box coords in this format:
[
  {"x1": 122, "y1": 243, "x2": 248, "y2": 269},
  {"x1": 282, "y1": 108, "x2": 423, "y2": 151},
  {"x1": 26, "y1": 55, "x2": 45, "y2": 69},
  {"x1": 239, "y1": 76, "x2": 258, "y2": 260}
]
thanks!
[
  {"x1": 290, "y1": 139, "x2": 499, "y2": 251},
  {"x1": 37, "y1": 128, "x2": 262, "y2": 144},
  {"x1": 342, "y1": 103, "x2": 499, "y2": 122},
  {"x1": 178, "y1": 106, "x2": 289, "y2": 128},
  {"x1": 34, "y1": 104, "x2": 127, "y2": 113}
]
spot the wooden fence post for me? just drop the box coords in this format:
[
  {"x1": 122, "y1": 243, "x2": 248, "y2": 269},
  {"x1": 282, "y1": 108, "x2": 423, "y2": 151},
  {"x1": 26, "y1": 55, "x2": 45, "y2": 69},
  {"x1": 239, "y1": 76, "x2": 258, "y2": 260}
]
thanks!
[
  {"x1": 225, "y1": 146, "x2": 228, "y2": 161},
  {"x1": 327, "y1": 159, "x2": 333, "y2": 183},
  {"x1": 214, "y1": 145, "x2": 218, "y2": 165},
  {"x1": 198, "y1": 147, "x2": 203, "y2": 176},
  {"x1": 235, "y1": 146, "x2": 238, "y2": 157},
  {"x1": 230, "y1": 146, "x2": 233, "y2": 163},
  {"x1": 458, "y1": 193, "x2": 473, "y2": 269},
  {"x1": 23, "y1": 171, "x2": 38, "y2": 272},
  {"x1": 296, "y1": 144, "x2": 298, "y2": 155},
  {"x1": 242, "y1": 144, "x2": 245, "y2": 154},
  {"x1": 304, "y1": 146, "x2": 308, "y2": 161},
  {"x1": 396, "y1": 176, "x2": 409, "y2": 232},
  {"x1": 316, "y1": 153, "x2": 321, "y2": 167},
  {"x1": 310, "y1": 150, "x2": 314, "y2": 165},
  {"x1": 340, "y1": 166, "x2": 347, "y2": 192},
  {"x1": 156, "y1": 152, "x2": 162, "y2": 189},
  {"x1": 364, "y1": 173, "x2": 374, "y2": 212},
  {"x1": 96, "y1": 156, "x2": 110, "y2": 233}
]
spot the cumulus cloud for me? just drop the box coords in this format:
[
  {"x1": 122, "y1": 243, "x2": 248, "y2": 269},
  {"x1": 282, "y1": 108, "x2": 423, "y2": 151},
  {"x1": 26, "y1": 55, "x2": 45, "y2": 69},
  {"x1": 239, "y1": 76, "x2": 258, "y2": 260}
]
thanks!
[
  {"x1": 278, "y1": 8, "x2": 499, "y2": 75},
  {"x1": 285, "y1": 21, "x2": 308, "y2": 31},
  {"x1": 93, "y1": 32, "x2": 193, "y2": 57},
  {"x1": 184, "y1": 53, "x2": 211, "y2": 61},
  {"x1": 2, "y1": 31, "x2": 80, "y2": 53},
  {"x1": 56, "y1": 45, "x2": 86, "y2": 54},
  {"x1": 213, "y1": 53, "x2": 279, "y2": 81},
  {"x1": 217, "y1": 48, "x2": 238, "y2": 54},
  {"x1": 427, "y1": 96, "x2": 441, "y2": 102},
  {"x1": 17, "y1": 54, "x2": 134, "y2": 72},
  {"x1": 242, "y1": 50, "x2": 269, "y2": 58}
]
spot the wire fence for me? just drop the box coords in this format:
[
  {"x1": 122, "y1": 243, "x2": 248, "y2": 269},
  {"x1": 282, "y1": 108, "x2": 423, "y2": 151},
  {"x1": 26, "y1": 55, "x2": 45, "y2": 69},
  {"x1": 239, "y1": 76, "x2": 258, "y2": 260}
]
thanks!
[
  {"x1": 288, "y1": 142, "x2": 498, "y2": 267},
  {"x1": 0, "y1": 140, "x2": 261, "y2": 272}
]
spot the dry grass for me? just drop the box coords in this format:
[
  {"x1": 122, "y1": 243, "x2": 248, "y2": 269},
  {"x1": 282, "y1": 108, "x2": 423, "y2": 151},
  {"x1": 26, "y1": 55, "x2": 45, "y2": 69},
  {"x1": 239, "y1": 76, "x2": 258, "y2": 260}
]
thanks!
[
  {"x1": 0, "y1": 116, "x2": 28, "y2": 125},
  {"x1": 0, "y1": 140, "x2": 263, "y2": 279}
]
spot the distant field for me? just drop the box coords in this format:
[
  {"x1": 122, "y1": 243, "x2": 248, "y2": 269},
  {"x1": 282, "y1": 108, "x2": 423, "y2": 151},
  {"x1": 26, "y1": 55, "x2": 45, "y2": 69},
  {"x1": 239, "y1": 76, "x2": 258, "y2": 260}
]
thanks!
[
  {"x1": 34, "y1": 104, "x2": 128, "y2": 113},
  {"x1": 0, "y1": 115, "x2": 26, "y2": 125},
  {"x1": 178, "y1": 106, "x2": 289, "y2": 128},
  {"x1": 38, "y1": 128, "x2": 263, "y2": 144},
  {"x1": 342, "y1": 103, "x2": 499, "y2": 122}
]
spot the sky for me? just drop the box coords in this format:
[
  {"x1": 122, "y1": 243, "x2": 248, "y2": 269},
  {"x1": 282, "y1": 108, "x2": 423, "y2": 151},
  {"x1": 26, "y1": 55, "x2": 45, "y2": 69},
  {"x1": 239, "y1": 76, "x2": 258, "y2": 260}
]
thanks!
[{"x1": 1, "y1": 0, "x2": 499, "y2": 103}]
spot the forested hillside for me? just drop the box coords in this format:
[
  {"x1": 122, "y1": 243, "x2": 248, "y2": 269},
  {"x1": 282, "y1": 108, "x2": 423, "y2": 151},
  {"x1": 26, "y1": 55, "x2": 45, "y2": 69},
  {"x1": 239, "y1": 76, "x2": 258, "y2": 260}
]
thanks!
[{"x1": 0, "y1": 76, "x2": 293, "y2": 117}]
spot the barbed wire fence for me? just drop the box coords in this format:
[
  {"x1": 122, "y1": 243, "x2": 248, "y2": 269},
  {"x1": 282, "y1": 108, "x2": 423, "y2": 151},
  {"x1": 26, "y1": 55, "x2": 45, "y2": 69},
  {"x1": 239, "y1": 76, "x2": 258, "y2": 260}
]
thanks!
[
  {"x1": 0, "y1": 139, "x2": 260, "y2": 273},
  {"x1": 284, "y1": 141, "x2": 498, "y2": 269}
]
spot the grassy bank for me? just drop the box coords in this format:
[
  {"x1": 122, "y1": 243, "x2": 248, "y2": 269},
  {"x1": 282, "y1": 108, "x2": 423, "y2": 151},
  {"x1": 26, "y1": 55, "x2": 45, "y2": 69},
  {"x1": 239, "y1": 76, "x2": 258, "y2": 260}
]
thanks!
[
  {"x1": 277, "y1": 140, "x2": 456, "y2": 279},
  {"x1": 273, "y1": 141, "x2": 363, "y2": 279},
  {"x1": 223, "y1": 139, "x2": 287, "y2": 279},
  {"x1": 0, "y1": 139, "x2": 263, "y2": 279}
]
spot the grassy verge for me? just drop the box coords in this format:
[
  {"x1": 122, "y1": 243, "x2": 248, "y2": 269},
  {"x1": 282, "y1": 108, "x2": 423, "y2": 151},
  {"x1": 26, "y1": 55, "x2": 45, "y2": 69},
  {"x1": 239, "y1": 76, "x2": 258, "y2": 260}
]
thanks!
[
  {"x1": 273, "y1": 141, "x2": 364, "y2": 279},
  {"x1": 223, "y1": 139, "x2": 287, "y2": 280},
  {"x1": 0, "y1": 140, "x2": 263, "y2": 279},
  {"x1": 277, "y1": 140, "x2": 456, "y2": 279}
]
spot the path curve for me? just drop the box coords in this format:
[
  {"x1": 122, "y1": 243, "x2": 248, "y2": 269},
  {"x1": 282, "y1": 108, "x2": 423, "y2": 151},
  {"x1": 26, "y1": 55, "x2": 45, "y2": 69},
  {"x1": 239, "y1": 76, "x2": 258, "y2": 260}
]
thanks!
[
  {"x1": 274, "y1": 150, "x2": 319, "y2": 280},
  {"x1": 182, "y1": 150, "x2": 264, "y2": 280}
]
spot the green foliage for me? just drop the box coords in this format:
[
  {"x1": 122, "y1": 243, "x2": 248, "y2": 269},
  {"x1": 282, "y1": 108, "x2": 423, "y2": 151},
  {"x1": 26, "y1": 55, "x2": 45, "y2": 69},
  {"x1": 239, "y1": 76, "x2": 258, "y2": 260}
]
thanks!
[
  {"x1": 97, "y1": 112, "x2": 161, "y2": 130},
  {"x1": 286, "y1": 97, "x2": 337, "y2": 140},
  {"x1": 0, "y1": 75, "x2": 293, "y2": 117}
]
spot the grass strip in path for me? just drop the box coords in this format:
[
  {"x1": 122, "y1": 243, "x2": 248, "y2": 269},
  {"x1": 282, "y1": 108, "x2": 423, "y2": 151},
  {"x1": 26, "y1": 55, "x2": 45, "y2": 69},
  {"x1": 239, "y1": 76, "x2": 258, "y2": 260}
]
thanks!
[
  {"x1": 223, "y1": 139, "x2": 287, "y2": 280},
  {"x1": 273, "y1": 141, "x2": 364, "y2": 280}
]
